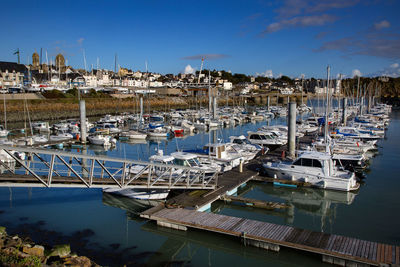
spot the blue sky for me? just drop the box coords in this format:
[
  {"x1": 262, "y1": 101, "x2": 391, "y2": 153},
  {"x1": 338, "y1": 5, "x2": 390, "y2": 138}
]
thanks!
[{"x1": 1, "y1": 0, "x2": 399, "y2": 78}]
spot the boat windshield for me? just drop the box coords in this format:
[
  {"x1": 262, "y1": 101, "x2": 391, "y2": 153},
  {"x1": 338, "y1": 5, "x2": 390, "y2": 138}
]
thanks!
[
  {"x1": 187, "y1": 158, "x2": 200, "y2": 167},
  {"x1": 233, "y1": 138, "x2": 251, "y2": 145},
  {"x1": 293, "y1": 158, "x2": 323, "y2": 168}
]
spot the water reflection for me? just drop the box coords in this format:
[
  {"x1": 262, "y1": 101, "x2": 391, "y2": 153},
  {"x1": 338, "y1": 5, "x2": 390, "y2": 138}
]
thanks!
[
  {"x1": 214, "y1": 181, "x2": 358, "y2": 233},
  {"x1": 102, "y1": 192, "x2": 160, "y2": 218}
]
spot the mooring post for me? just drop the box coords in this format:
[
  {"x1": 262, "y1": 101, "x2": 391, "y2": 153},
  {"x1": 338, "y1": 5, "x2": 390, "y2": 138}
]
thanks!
[
  {"x1": 288, "y1": 101, "x2": 296, "y2": 158},
  {"x1": 139, "y1": 96, "x2": 143, "y2": 122},
  {"x1": 342, "y1": 98, "x2": 347, "y2": 126},
  {"x1": 79, "y1": 100, "x2": 87, "y2": 144},
  {"x1": 267, "y1": 96, "x2": 270, "y2": 111},
  {"x1": 213, "y1": 96, "x2": 217, "y2": 119},
  {"x1": 368, "y1": 95, "x2": 372, "y2": 113}
]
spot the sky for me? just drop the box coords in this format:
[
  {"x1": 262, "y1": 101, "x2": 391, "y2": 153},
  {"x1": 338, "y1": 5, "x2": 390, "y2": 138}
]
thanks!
[{"x1": 1, "y1": 0, "x2": 399, "y2": 78}]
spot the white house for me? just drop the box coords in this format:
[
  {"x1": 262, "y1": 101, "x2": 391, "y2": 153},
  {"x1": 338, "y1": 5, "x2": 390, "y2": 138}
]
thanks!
[
  {"x1": 150, "y1": 81, "x2": 163, "y2": 87},
  {"x1": 83, "y1": 74, "x2": 98, "y2": 87},
  {"x1": 223, "y1": 82, "x2": 232, "y2": 90},
  {"x1": 133, "y1": 71, "x2": 143, "y2": 79}
]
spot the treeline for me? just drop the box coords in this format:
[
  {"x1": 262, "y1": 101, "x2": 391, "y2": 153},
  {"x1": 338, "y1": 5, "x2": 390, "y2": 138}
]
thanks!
[
  {"x1": 195, "y1": 69, "x2": 294, "y2": 85},
  {"x1": 341, "y1": 77, "x2": 400, "y2": 96},
  {"x1": 42, "y1": 88, "x2": 111, "y2": 99},
  {"x1": 195, "y1": 69, "x2": 400, "y2": 95}
]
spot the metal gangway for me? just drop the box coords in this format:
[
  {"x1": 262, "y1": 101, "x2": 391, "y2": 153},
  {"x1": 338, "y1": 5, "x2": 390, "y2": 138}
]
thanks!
[{"x1": 0, "y1": 145, "x2": 218, "y2": 189}]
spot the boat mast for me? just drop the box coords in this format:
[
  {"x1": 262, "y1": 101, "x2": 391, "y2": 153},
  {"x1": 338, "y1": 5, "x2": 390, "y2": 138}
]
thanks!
[
  {"x1": 46, "y1": 50, "x2": 49, "y2": 82},
  {"x1": 356, "y1": 75, "x2": 360, "y2": 111},
  {"x1": 208, "y1": 70, "x2": 212, "y2": 114},
  {"x1": 324, "y1": 66, "x2": 330, "y2": 146},
  {"x1": 301, "y1": 74, "x2": 304, "y2": 106}
]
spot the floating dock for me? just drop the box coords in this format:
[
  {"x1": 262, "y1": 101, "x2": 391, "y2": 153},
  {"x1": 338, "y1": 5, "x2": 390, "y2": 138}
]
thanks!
[{"x1": 141, "y1": 207, "x2": 399, "y2": 266}]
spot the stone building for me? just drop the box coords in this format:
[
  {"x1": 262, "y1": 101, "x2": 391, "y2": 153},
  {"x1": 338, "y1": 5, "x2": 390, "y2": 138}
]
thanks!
[
  {"x1": 32, "y1": 52, "x2": 40, "y2": 69},
  {"x1": 55, "y1": 53, "x2": 65, "y2": 72},
  {"x1": 0, "y1": 61, "x2": 27, "y2": 88}
]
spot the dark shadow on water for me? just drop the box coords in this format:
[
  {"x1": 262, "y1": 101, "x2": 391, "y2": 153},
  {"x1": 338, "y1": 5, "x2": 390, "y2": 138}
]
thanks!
[{"x1": 0, "y1": 219, "x2": 160, "y2": 266}]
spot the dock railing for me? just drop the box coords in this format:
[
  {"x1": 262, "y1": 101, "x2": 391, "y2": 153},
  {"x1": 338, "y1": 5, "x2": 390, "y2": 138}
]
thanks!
[{"x1": 0, "y1": 145, "x2": 218, "y2": 189}]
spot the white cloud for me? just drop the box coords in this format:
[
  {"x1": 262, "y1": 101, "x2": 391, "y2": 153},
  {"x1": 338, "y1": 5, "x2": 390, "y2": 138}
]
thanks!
[
  {"x1": 183, "y1": 64, "x2": 195, "y2": 74},
  {"x1": 352, "y1": 69, "x2": 362, "y2": 77},
  {"x1": 256, "y1": 69, "x2": 273, "y2": 78},
  {"x1": 374, "y1": 20, "x2": 390, "y2": 30},
  {"x1": 262, "y1": 14, "x2": 337, "y2": 34},
  {"x1": 77, "y1": 38, "x2": 84, "y2": 45},
  {"x1": 368, "y1": 63, "x2": 400, "y2": 78}
]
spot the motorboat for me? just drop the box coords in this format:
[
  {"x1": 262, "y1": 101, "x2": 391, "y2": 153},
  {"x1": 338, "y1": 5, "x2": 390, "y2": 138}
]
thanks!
[
  {"x1": 32, "y1": 121, "x2": 50, "y2": 132},
  {"x1": 0, "y1": 125, "x2": 9, "y2": 138},
  {"x1": 146, "y1": 125, "x2": 169, "y2": 138},
  {"x1": 334, "y1": 127, "x2": 382, "y2": 140},
  {"x1": 247, "y1": 131, "x2": 285, "y2": 150},
  {"x1": 120, "y1": 130, "x2": 147, "y2": 140},
  {"x1": 262, "y1": 151, "x2": 359, "y2": 192},
  {"x1": 171, "y1": 151, "x2": 220, "y2": 175},
  {"x1": 228, "y1": 135, "x2": 263, "y2": 161},
  {"x1": 49, "y1": 130, "x2": 73, "y2": 142},
  {"x1": 88, "y1": 135, "x2": 116, "y2": 146},
  {"x1": 103, "y1": 188, "x2": 169, "y2": 200},
  {"x1": 32, "y1": 135, "x2": 49, "y2": 144},
  {"x1": 199, "y1": 143, "x2": 244, "y2": 169}
]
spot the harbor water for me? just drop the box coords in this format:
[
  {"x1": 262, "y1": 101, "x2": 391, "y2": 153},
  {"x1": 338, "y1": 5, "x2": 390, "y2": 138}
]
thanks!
[{"x1": 0, "y1": 109, "x2": 399, "y2": 266}]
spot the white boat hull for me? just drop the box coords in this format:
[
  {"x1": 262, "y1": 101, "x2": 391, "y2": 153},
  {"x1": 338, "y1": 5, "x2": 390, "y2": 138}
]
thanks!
[{"x1": 103, "y1": 188, "x2": 169, "y2": 200}]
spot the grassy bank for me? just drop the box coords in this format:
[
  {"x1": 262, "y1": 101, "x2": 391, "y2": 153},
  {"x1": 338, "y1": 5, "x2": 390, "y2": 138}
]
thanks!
[{"x1": 0, "y1": 95, "x2": 243, "y2": 126}]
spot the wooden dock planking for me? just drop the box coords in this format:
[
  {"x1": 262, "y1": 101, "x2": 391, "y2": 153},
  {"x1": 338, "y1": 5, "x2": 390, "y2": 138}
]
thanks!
[
  {"x1": 303, "y1": 231, "x2": 323, "y2": 248},
  {"x1": 164, "y1": 165, "x2": 259, "y2": 209},
  {"x1": 276, "y1": 226, "x2": 292, "y2": 242},
  {"x1": 267, "y1": 225, "x2": 286, "y2": 241},
  {"x1": 368, "y1": 242, "x2": 377, "y2": 262},
  {"x1": 316, "y1": 232, "x2": 330, "y2": 250},
  {"x1": 142, "y1": 207, "x2": 399, "y2": 266},
  {"x1": 255, "y1": 222, "x2": 276, "y2": 238},
  {"x1": 386, "y1": 244, "x2": 392, "y2": 264},
  {"x1": 355, "y1": 239, "x2": 366, "y2": 258},
  {"x1": 248, "y1": 221, "x2": 269, "y2": 236},
  {"x1": 363, "y1": 240, "x2": 371, "y2": 260},
  {"x1": 326, "y1": 235, "x2": 338, "y2": 251},
  {"x1": 233, "y1": 219, "x2": 254, "y2": 233},
  {"x1": 377, "y1": 243, "x2": 383, "y2": 263},
  {"x1": 338, "y1": 236, "x2": 350, "y2": 254}
]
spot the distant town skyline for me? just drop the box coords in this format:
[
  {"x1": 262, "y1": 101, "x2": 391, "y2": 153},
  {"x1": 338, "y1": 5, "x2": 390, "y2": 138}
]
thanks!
[{"x1": 1, "y1": 0, "x2": 399, "y2": 78}]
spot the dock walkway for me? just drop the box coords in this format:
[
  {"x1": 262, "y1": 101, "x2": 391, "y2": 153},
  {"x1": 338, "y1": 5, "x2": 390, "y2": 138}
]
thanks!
[
  {"x1": 141, "y1": 207, "x2": 399, "y2": 266},
  {"x1": 161, "y1": 161, "x2": 260, "y2": 211}
]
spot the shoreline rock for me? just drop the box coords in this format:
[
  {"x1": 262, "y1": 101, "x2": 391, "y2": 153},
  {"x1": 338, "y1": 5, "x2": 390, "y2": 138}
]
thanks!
[{"x1": 0, "y1": 226, "x2": 99, "y2": 267}]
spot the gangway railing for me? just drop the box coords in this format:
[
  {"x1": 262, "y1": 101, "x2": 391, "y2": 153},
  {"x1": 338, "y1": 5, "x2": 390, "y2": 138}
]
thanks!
[{"x1": 0, "y1": 145, "x2": 218, "y2": 189}]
